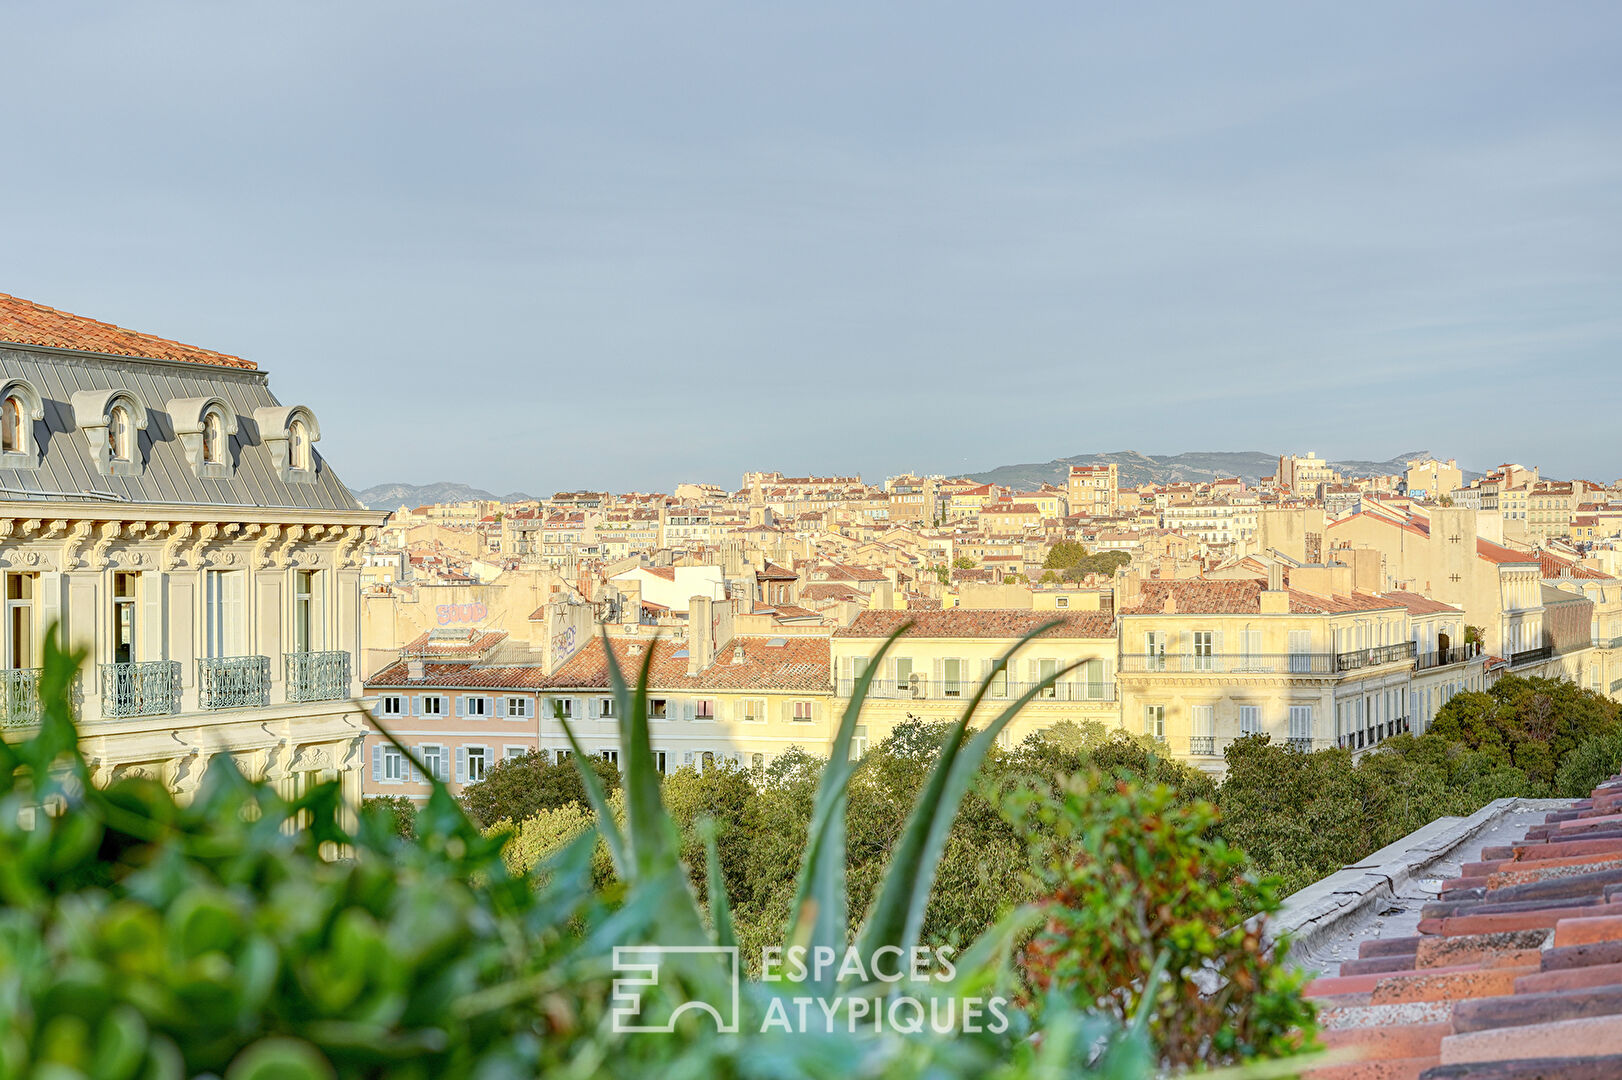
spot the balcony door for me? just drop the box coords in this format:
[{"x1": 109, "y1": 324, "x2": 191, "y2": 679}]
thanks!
[
  {"x1": 6, "y1": 574, "x2": 35, "y2": 669},
  {"x1": 113, "y1": 572, "x2": 137, "y2": 665},
  {"x1": 205, "y1": 570, "x2": 247, "y2": 658},
  {"x1": 293, "y1": 570, "x2": 323, "y2": 653}
]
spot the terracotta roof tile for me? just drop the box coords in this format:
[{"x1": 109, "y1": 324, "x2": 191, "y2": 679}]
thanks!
[
  {"x1": 834, "y1": 608, "x2": 1115, "y2": 640},
  {"x1": 0, "y1": 292, "x2": 255, "y2": 369}
]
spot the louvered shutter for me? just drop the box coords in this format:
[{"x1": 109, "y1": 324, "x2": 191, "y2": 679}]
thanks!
[
  {"x1": 482, "y1": 696, "x2": 494, "y2": 717},
  {"x1": 933, "y1": 658, "x2": 945, "y2": 694},
  {"x1": 371, "y1": 744, "x2": 382, "y2": 783},
  {"x1": 684, "y1": 701, "x2": 694, "y2": 721},
  {"x1": 436, "y1": 750, "x2": 449, "y2": 783},
  {"x1": 409, "y1": 746, "x2": 422, "y2": 783},
  {"x1": 455, "y1": 695, "x2": 466, "y2": 717},
  {"x1": 587, "y1": 697, "x2": 599, "y2": 720},
  {"x1": 495, "y1": 696, "x2": 506, "y2": 718},
  {"x1": 455, "y1": 747, "x2": 467, "y2": 783},
  {"x1": 572, "y1": 698, "x2": 584, "y2": 722},
  {"x1": 412, "y1": 694, "x2": 422, "y2": 716}
]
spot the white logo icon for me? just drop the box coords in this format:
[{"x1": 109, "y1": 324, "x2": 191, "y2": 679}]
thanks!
[{"x1": 612, "y1": 945, "x2": 741, "y2": 1033}]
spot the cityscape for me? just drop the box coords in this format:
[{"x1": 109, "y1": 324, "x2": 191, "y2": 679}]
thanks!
[{"x1": 6, "y1": 4, "x2": 1622, "y2": 1078}]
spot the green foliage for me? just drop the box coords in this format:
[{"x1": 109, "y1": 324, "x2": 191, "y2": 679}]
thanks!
[
  {"x1": 360, "y1": 794, "x2": 417, "y2": 838},
  {"x1": 1039, "y1": 570, "x2": 1059, "y2": 584},
  {"x1": 2, "y1": 624, "x2": 1320, "y2": 1076},
  {"x1": 1043, "y1": 541, "x2": 1089, "y2": 569},
  {"x1": 952, "y1": 555, "x2": 977, "y2": 570},
  {"x1": 1557, "y1": 730, "x2": 1622, "y2": 798},
  {"x1": 1041, "y1": 542, "x2": 1129, "y2": 580},
  {"x1": 1011, "y1": 771, "x2": 1315, "y2": 1068},
  {"x1": 1426, "y1": 676, "x2": 1621, "y2": 789},
  {"x1": 459, "y1": 748, "x2": 621, "y2": 828}
]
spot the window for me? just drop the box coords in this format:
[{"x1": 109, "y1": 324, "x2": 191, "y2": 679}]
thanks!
[
  {"x1": 202, "y1": 409, "x2": 225, "y2": 465},
  {"x1": 109, "y1": 405, "x2": 133, "y2": 462},
  {"x1": 740, "y1": 698, "x2": 765, "y2": 722},
  {"x1": 895, "y1": 657, "x2": 914, "y2": 692},
  {"x1": 382, "y1": 747, "x2": 405, "y2": 783},
  {"x1": 6, "y1": 573, "x2": 36, "y2": 669},
  {"x1": 506, "y1": 696, "x2": 529, "y2": 718},
  {"x1": 466, "y1": 696, "x2": 489, "y2": 718},
  {"x1": 597, "y1": 696, "x2": 614, "y2": 719},
  {"x1": 851, "y1": 656, "x2": 868, "y2": 684},
  {"x1": 1192, "y1": 631, "x2": 1214, "y2": 671},
  {"x1": 654, "y1": 750, "x2": 668, "y2": 774},
  {"x1": 552, "y1": 697, "x2": 573, "y2": 720},
  {"x1": 648, "y1": 698, "x2": 668, "y2": 719},
  {"x1": 204, "y1": 570, "x2": 246, "y2": 658},
  {"x1": 379, "y1": 695, "x2": 404, "y2": 717},
  {"x1": 1144, "y1": 632, "x2": 1166, "y2": 671},
  {"x1": 465, "y1": 746, "x2": 487, "y2": 783},
  {"x1": 1055, "y1": 596, "x2": 1068, "y2": 609},
  {"x1": 293, "y1": 570, "x2": 319, "y2": 653},
  {"x1": 112, "y1": 572, "x2": 137, "y2": 665},
  {"x1": 1289, "y1": 705, "x2": 1313, "y2": 741},
  {"x1": 852, "y1": 724, "x2": 869, "y2": 759},
  {"x1": 505, "y1": 746, "x2": 529, "y2": 761},
  {"x1": 422, "y1": 695, "x2": 444, "y2": 716},
  {"x1": 987, "y1": 662, "x2": 1008, "y2": 698},
  {"x1": 554, "y1": 749, "x2": 571, "y2": 765},
  {"x1": 601, "y1": 749, "x2": 619, "y2": 766},
  {"x1": 0, "y1": 395, "x2": 23, "y2": 454},
  {"x1": 793, "y1": 700, "x2": 813, "y2": 721},
  {"x1": 1037, "y1": 658, "x2": 1058, "y2": 699},
  {"x1": 752, "y1": 753, "x2": 765, "y2": 769},
  {"x1": 289, "y1": 418, "x2": 312, "y2": 471},
  {"x1": 421, "y1": 745, "x2": 446, "y2": 782},
  {"x1": 1239, "y1": 705, "x2": 1261, "y2": 736},
  {"x1": 695, "y1": 698, "x2": 715, "y2": 719},
  {"x1": 1144, "y1": 705, "x2": 1165, "y2": 740}
]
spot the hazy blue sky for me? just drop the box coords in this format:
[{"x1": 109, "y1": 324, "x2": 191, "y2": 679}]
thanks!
[{"x1": 5, "y1": 3, "x2": 1620, "y2": 493}]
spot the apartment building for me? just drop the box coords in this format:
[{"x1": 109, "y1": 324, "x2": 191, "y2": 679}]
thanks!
[
  {"x1": 830, "y1": 608, "x2": 1118, "y2": 748},
  {"x1": 1405, "y1": 458, "x2": 1464, "y2": 499},
  {"x1": 1115, "y1": 573, "x2": 1461, "y2": 772},
  {"x1": 1066, "y1": 464, "x2": 1118, "y2": 517},
  {"x1": 1277, "y1": 452, "x2": 1341, "y2": 495},
  {"x1": 0, "y1": 293, "x2": 384, "y2": 801}
]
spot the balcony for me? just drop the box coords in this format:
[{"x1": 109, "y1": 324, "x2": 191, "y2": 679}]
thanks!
[
  {"x1": 836, "y1": 679, "x2": 1116, "y2": 703},
  {"x1": 101, "y1": 661, "x2": 182, "y2": 719},
  {"x1": 1509, "y1": 646, "x2": 1554, "y2": 668},
  {"x1": 285, "y1": 650, "x2": 352, "y2": 703},
  {"x1": 1334, "y1": 641, "x2": 1417, "y2": 672},
  {"x1": 2, "y1": 668, "x2": 41, "y2": 728},
  {"x1": 1121, "y1": 653, "x2": 1334, "y2": 675},
  {"x1": 198, "y1": 656, "x2": 271, "y2": 710},
  {"x1": 1287, "y1": 736, "x2": 1314, "y2": 752},
  {"x1": 1189, "y1": 735, "x2": 1216, "y2": 756},
  {"x1": 1414, "y1": 642, "x2": 1482, "y2": 670}
]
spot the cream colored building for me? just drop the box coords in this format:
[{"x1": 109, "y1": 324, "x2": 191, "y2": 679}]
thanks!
[
  {"x1": 1405, "y1": 458, "x2": 1464, "y2": 499},
  {"x1": 1067, "y1": 464, "x2": 1118, "y2": 517},
  {"x1": 0, "y1": 293, "x2": 384, "y2": 803}
]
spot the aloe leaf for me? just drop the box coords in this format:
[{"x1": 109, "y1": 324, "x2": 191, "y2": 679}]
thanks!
[
  {"x1": 557, "y1": 715, "x2": 628, "y2": 875},
  {"x1": 855, "y1": 622, "x2": 1073, "y2": 965},
  {"x1": 700, "y1": 818, "x2": 737, "y2": 949},
  {"x1": 601, "y1": 631, "x2": 680, "y2": 878},
  {"x1": 785, "y1": 624, "x2": 909, "y2": 983}
]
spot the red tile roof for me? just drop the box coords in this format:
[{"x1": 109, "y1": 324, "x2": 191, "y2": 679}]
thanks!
[
  {"x1": 539, "y1": 634, "x2": 832, "y2": 691},
  {"x1": 365, "y1": 661, "x2": 549, "y2": 689},
  {"x1": 1379, "y1": 590, "x2": 1465, "y2": 616},
  {"x1": 1477, "y1": 538, "x2": 1538, "y2": 566},
  {"x1": 1539, "y1": 551, "x2": 1611, "y2": 580},
  {"x1": 0, "y1": 293, "x2": 255, "y2": 369},
  {"x1": 399, "y1": 629, "x2": 508, "y2": 657},
  {"x1": 834, "y1": 609, "x2": 1115, "y2": 640},
  {"x1": 1119, "y1": 579, "x2": 1399, "y2": 616}
]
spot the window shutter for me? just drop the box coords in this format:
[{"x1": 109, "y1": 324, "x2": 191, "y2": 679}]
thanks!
[
  {"x1": 371, "y1": 744, "x2": 382, "y2": 783},
  {"x1": 409, "y1": 746, "x2": 422, "y2": 783},
  {"x1": 482, "y1": 696, "x2": 494, "y2": 717},
  {"x1": 683, "y1": 701, "x2": 694, "y2": 721},
  {"x1": 412, "y1": 694, "x2": 422, "y2": 716},
  {"x1": 981, "y1": 658, "x2": 994, "y2": 682},
  {"x1": 587, "y1": 697, "x2": 599, "y2": 720},
  {"x1": 572, "y1": 698, "x2": 584, "y2": 721},
  {"x1": 436, "y1": 750, "x2": 449, "y2": 783},
  {"x1": 455, "y1": 747, "x2": 467, "y2": 783},
  {"x1": 933, "y1": 658, "x2": 945, "y2": 689},
  {"x1": 494, "y1": 697, "x2": 506, "y2": 718},
  {"x1": 455, "y1": 695, "x2": 466, "y2": 717}
]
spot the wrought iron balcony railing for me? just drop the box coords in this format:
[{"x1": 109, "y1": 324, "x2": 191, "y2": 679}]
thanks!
[
  {"x1": 1334, "y1": 641, "x2": 1417, "y2": 671},
  {"x1": 1189, "y1": 735, "x2": 1216, "y2": 756},
  {"x1": 1287, "y1": 736, "x2": 1314, "y2": 752},
  {"x1": 285, "y1": 650, "x2": 351, "y2": 703},
  {"x1": 198, "y1": 655, "x2": 271, "y2": 710},
  {"x1": 1, "y1": 668, "x2": 42, "y2": 728},
  {"x1": 1121, "y1": 653, "x2": 1334, "y2": 675},
  {"x1": 101, "y1": 661, "x2": 182, "y2": 719},
  {"x1": 1509, "y1": 645, "x2": 1554, "y2": 668},
  {"x1": 835, "y1": 679, "x2": 1116, "y2": 702},
  {"x1": 1414, "y1": 642, "x2": 1482, "y2": 670}
]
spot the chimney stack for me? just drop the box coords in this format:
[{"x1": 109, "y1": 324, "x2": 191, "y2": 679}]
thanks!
[
  {"x1": 1267, "y1": 562, "x2": 1284, "y2": 592},
  {"x1": 688, "y1": 595, "x2": 714, "y2": 675}
]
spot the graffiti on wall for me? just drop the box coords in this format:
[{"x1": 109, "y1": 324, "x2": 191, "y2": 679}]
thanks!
[
  {"x1": 436, "y1": 602, "x2": 489, "y2": 626},
  {"x1": 551, "y1": 625, "x2": 578, "y2": 664}
]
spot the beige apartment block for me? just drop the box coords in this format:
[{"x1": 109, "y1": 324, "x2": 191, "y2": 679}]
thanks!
[
  {"x1": 830, "y1": 609, "x2": 1119, "y2": 749},
  {"x1": 1277, "y1": 452, "x2": 1341, "y2": 495},
  {"x1": 0, "y1": 293, "x2": 385, "y2": 803},
  {"x1": 1406, "y1": 458, "x2": 1464, "y2": 499},
  {"x1": 1067, "y1": 464, "x2": 1118, "y2": 517},
  {"x1": 1115, "y1": 574, "x2": 1466, "y2": 773}
]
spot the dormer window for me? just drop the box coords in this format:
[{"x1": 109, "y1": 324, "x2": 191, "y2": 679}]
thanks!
[
  {"x1": 109, "y1": 405, "x2": 133, "y2": 461},
  {"x1": 0, "y1": 379, "x2": 44, "y2": 468},
  {"x1": 1, "y1": 396, "x2": 22, "y2": 453},
  {"x1": 290, "y1": 418, "x2": 311, "y2": 471},
  {"x1": 203, "y1": 409, "x2": 225, "y2": 464}
]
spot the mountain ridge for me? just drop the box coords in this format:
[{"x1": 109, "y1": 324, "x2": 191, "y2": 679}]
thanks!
[
  {"x1": 351, "y1": 481, "x2": 541, "y2": 510},
  {"x1": 966, "y1": 450, "x2": 1483, "y2": 490}
]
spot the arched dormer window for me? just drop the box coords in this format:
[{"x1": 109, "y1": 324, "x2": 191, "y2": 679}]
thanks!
[
  {"x1": 203, "y1": 410, "x2": 225, "y2": 464},
  {"x1": 252, "y1": 405, "x2": 319, "y2": 485},
  {"x1": 109, "y1": 404, "x2": 133, "y2": 461},
  {"x1": 0, "y1": 378, "x2": 45, "y2": 468},
  {"x1": 290, "y1": 417, "x2": 311, "y2": 471},
  {"x1": 169, "y1": 396, "x2": 238, "y2": 479},
  {"x1": 70, "y1": 388, "x2": 148, "y2": 478}
]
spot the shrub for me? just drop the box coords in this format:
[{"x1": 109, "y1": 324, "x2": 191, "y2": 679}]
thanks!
[
  {"x1": 361, "y1": 793, "x2": 418, "y2": 838},
  {"x1": 459, "y1": 748, "x2": 620, "y2": 827},
  {"x1": 1012, "y1": 770, "x2": 1315, "y2": 1068}
]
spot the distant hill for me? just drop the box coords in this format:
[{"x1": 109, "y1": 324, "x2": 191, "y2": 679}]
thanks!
[
  {"x1": 351, "y1": 482, "x2": 540, "y2": 510},
  {"x1": 967, "y1": 450, "x2": 1482, "y2": 490}
]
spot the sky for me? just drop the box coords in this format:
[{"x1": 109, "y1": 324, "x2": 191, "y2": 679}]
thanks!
[{"x1": 4, "y1": 2, "x2": 1620, "y2": 494}]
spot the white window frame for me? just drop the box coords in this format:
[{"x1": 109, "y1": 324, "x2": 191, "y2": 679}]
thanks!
[
  {"x1": 421, "y1": 744, "x2": 446, "y2": 782},
  {"x1": 379, "y1": 694, "x2": 404, "y2": 718},
  {"x1": 740, "y1": 698, "x2": 766, "y2": 723},
  {"x1": 382, "y1": 746, "x2": 405, "y2": 783},
  {"x1": 792, "y1": 700, "x2": 813, "y2": 722},
  {"x1": 506, "y1": 696, "x2": 529, "y2": 719},
  {"x1": 467, "y1": 695, "x2": 489, "y2": 718},
  {"x1": 422, "y1": 695, "x2": 444, "y2": 717},
  {"x1": 465, "y1": 745, "x2": 488, "y2": 784}
]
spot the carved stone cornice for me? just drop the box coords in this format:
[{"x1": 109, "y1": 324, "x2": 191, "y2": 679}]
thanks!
[
  {"x1": 89, "y1": 521, "x2": 123, "y2": 571},
  {"x1": 253, "y1": 524, "x2": 284, "y2": 570},
  {"x1": 275, "y1": 525, "x2": 306, "y2": 569},
  {"x1": 189, "y1": 522, "x2": 221, "y2": 568},
  {"x1": 60, "y1": 520, "x2": 93, "y2": 570},
  {"x1": 161, "y1": 523, "x2": 194, "y2": 571}
]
